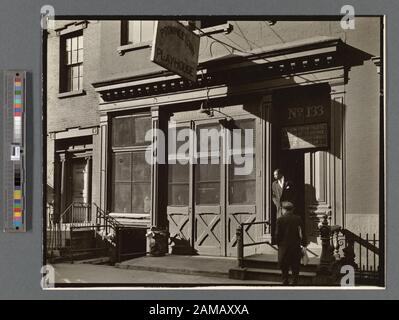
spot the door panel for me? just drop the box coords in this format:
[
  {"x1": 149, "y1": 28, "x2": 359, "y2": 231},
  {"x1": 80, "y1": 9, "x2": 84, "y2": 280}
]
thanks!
[
  {"x1": 194, "y1": 206, "x2": 222, "y2": 256},
  {"x1": 68, "y1": 157, "x2": 92, "y2": 223},
  {"x1": 167, "y1": 124, "x2": 193, "y2": 245},
  {"x1": 167, "y1": 206, "x2": 191, "y2": 242},
  {"x1": 226, "y1": 119, "x2": 258, "y2": 256},
  {"x1": 72, "y1": 159, "x2": 87, "y2": 203},
  {"x1": 167, "y1": 115, "x2": 261, "y2": 257},
  {"x1": 226, "y1": 205, "x2": 256, "y2": 256},
  {"x1": 194, "y1": 122, "x2": 223, "y2": 255}
]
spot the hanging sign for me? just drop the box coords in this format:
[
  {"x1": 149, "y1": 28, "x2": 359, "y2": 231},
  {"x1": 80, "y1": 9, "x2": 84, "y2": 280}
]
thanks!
[{"x1": 151, "y1": 20, "x2": 200, "y2": 82}]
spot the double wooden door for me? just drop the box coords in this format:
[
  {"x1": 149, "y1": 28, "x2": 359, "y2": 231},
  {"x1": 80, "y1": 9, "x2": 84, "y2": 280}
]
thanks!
[{"x1": 167, "y1": 116, "x2": 261, "y2": 256}]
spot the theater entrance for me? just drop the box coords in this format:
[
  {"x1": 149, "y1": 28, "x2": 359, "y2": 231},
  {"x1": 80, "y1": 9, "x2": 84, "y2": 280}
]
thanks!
[
  {"x1": 166, "y1": 101, "x2": 263, "y2": 257},
  {"x1": 272, "y1": 84, "x2": 332, "y2": 242},
  {"x1": 274, "y1": 150, "x2": 305, "y2": 226}
]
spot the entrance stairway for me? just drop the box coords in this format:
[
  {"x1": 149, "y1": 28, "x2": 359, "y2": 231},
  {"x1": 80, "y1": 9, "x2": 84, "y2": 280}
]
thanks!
[
  {"x1": 46, "y1": 202, "x2": 147, "y2": 264},
  {"x1": 229, "y1": 253, "x2": 318, "y2": 285},
  {"x1": 232, "y1": 217, "x2": 382, "y2": 286},
  {"x1": 46, "y1": 227, "x2": 110, "y2": 264}
]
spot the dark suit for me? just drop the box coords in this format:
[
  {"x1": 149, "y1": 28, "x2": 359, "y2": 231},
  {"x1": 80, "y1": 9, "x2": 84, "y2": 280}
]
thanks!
[
  {"x1": 272, "y1": 179, "x2": 295, "y2": 218},
  {"x1": 275, "y1": 211, "x2": 306, "y2": 285}
]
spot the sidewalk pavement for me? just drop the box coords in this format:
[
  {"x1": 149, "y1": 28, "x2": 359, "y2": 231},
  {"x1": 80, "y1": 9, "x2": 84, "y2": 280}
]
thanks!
[{"x1": 51, "y1": 263, "x2": 279, "y2": 286}]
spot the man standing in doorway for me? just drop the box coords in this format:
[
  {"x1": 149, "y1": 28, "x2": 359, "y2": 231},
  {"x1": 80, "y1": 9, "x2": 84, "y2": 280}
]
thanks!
[
  {"x1": 275, "y1": 201, "x2": 306, "y2": 285},
  {"x1": 272, "y1": 168, "x2": 296, "y2": 218}
]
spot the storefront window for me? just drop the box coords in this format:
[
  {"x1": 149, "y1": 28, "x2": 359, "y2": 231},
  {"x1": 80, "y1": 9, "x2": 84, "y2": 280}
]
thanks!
[
  {"x1": 168, "y1": 126, "x2": 190, "y2": 206},
  {"x1": 112, "y1": 115, "x2": 152, "y2": 147},
  {"x1": 195, "y1": 124, "x2": 221, "y2": 205},
  {"x1": 228, "y1": 119, "x2": 256, "y2": 205},
  {"x1": 111, "y1": 114, "x2": 152, "y2": 214}
]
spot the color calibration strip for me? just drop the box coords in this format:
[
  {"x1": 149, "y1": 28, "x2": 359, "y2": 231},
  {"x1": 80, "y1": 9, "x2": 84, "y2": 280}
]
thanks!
[
  {"x1": 3, "y1": 71, "x2": 26, "y2": 232},
  {"x1": 13, "y1": 77, "x2": 23, "y2": 142},
  {"x1": 12, "y1": 75, "x2": 23, "y2": 229}
]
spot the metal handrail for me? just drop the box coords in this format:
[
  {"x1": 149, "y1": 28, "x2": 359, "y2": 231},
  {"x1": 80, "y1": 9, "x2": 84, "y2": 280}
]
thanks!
[
  {"x1": 236, "y1": 219, "x2": 321, "y2": 268},
  {"x1": 329, "y1": 226, "x2": 380, "y2": 277},
  {"x1": 92, "y1": 203, "x2": 121, "y2": 229},
  {"x1": 46, "y1": 202, "x2": 93, "y2": 262},
  {"x1": 60, "y1": 202, "x2": 92, "y2": 225},
  {"x1": 340, "y1": 228, "x2": 379, "y2": 255},
  {"x1": 241, "y1": 221, "x2": 272, "y2": 227},
  {"x1": 236, "y1": 220, "x2": 271, "y2": 268},
  {"x1": 60, "y1": 202, "x2": 74, "y2": 220}
]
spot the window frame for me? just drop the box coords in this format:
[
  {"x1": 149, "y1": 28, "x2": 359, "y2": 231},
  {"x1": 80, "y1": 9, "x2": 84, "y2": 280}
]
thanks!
[
  {"x1": 167, "y1": 124, "x2": 192, "y2": 207},
  {"x1": 227, "y1": 118, "x2": 257, "y2": 205},
  {"x1": 118, "y1": 20, "x2": 155, "y2": 55},
  {"x1": 59, "y1": 30, "x2": 84, "y2": 95},
  {"x1": 117, "y1": 19, "x2": 232, "y2": 55},
  {"x1": 181, "y1": 20, "x2": 233, "y2": 36},
  {"x1": 110, "y1": 113, "x2": 153, "y2": 216}
]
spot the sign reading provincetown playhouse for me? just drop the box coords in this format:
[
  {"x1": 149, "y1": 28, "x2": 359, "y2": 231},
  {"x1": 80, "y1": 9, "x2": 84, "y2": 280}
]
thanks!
[{"x1": 151, "y1": 20, "x2": 200, "y2": 82}]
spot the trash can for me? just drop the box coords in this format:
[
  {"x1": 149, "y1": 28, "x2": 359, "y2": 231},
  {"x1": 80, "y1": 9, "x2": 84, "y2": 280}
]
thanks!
[{"x1": 146, "y1": 227, "x2": 169, "y2": 256}]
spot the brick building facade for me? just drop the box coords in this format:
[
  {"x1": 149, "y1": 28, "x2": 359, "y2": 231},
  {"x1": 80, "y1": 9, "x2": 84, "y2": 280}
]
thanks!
[{"x1": 46, "y1": 18, "x2": 382, "y2": 261}]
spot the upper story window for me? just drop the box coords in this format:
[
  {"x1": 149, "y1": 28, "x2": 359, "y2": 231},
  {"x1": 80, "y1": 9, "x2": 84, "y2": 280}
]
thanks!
[
  {"x1": 120, "y1": 20, "x2": 155, "y2": 46},
  {"x1": 60, "y1": 31, "x2": 83, "y2": 93},
  {"x1": 117, "y1": 19, "x2": 231, "y2": 55}
]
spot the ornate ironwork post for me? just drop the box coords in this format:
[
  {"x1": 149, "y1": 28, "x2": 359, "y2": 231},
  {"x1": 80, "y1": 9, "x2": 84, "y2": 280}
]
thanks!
[
  {"x1": 318, "y1": 215, "x2": 335, "y2": 273},
  {"x1": 342, "y1": 234, "x2": 357, "y2": 268}
]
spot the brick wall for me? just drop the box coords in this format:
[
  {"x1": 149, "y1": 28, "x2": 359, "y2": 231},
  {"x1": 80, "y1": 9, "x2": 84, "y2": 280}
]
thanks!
[{"x1": 46, "y1": 20, "x2": 101, "y2": 133}]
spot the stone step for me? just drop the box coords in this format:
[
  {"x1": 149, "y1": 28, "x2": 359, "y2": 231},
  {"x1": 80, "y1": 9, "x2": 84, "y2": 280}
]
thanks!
[
  {"x1": 115, "y1": 255, "x2": 237, "y2": 278},
  {"x1": 47, "y1": 249, "x2": 108, "y2": 264},
  {"x1": 229, "y1": 267, "x2": 317, "y2": 285},
  {"x1": 74, "y1": 256, "x2": 111, "y2": 265},
  {"x1": 116, "y1": 261, "x2": 230, "y2": 278},
  {"x1": 243, "y1": 253, "x2": 318, "y2": 273}
]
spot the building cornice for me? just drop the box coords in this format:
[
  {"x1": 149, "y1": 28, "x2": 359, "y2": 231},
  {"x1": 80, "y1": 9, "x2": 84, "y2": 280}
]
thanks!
[{"x1": 91, "y1": 36, "x2": 370, "y2": 105}]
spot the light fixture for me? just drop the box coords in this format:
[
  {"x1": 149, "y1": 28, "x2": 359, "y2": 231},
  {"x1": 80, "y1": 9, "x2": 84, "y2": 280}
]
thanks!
[{"x1": 198, "y1": 100, "x2": 214, "y2": 117}]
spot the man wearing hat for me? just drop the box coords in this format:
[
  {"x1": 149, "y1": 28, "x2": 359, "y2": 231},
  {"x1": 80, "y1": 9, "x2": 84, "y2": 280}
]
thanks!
[
  {"x1": 272, "y1": 169, "x2": 296, "y2": 219},
  {"x1": 275, "y1": 201, "x2": 307, "y2": 285}
]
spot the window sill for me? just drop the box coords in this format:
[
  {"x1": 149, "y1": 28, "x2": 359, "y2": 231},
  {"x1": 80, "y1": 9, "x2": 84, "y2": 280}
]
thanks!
[
  {"x1": 109, "y1": 213, "x2": 150, "y2": 219},
  {"x1": 117, "y1": 42, "x2": 152, "y2": 56},
  {"x1": 58, "y1": 89, "x2": 86, "y2": 99},
  {"x1": 194, "y1": 23, "x2": 233, "y2": 36}
]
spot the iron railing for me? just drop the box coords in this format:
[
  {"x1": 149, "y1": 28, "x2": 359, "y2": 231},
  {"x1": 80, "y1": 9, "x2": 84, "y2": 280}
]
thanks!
[
  {"x1": 60, "y1": 202, "x2": 92, "y2": 226},
  {"x1": 46, "y1": 202, "x2": 94, "y2": 260},
  {"x1": 47, "y1": 202, "x2": 150, "y2": 263},
  {"x1": 92, "y1": 203, "x2": 120, "y2": 246},
  {"x1": 317, "y1": 215, "x2": 381, "y2": 284},
  {"x1": 236, "y1": 220, "x2": 273, "y2": 268},
  {"x1": 236, "y1": 216, "x2": 380, "y2": 284},
  {"x1": 236, "y1": 220, "x2": 318, "y2": 268},
  {"x1": 46, "y1": 203, "x2": 60, "y2": 257},
  {"x1": 330, "y1": 227, "x2": 380, "y2": 282}
]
